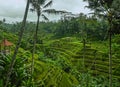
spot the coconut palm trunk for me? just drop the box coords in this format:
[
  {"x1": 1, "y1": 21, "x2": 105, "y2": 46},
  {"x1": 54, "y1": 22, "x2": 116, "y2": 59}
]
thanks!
[
  {"x1": 4, "y1": 0, "x2": 30, "y2": 87},
  {"x1": 109, "y1": 16, "x2": 112, "y2": 87},
  {"x1": 31, "y1": 13, "x2": 40, "y2": 82},
  {"x1": 30, "y1": 0, "x2": 67, "y2": 82}
]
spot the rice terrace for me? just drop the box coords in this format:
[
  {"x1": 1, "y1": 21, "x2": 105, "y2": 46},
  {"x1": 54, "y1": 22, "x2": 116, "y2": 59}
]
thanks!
[{"x1": 0, "y1": 0, "x2": 120, "y2": 87}]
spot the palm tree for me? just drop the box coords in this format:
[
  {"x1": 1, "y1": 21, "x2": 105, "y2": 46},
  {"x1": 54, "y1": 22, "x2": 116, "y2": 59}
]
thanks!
[
  {"x1": 4, "y1": 0, "x2": 30, "y2": 87},
  {"x1": 82, "y1": 0, "x2": 120, "y2": 87},
  {"x1": 29, "y1": 0, "x2": 67, "y2": 82}
]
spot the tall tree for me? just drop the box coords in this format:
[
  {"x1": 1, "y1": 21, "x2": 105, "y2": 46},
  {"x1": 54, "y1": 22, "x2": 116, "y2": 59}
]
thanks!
[
  {"x1": 83, "y1": 0, "x2": 120, "y2": 87},
  {"x1": 4, "y1": 0, "x2": 30, "y2": 87},
  {"x1": 30, "y1": 0, "x2": 67, "y2": 83}
]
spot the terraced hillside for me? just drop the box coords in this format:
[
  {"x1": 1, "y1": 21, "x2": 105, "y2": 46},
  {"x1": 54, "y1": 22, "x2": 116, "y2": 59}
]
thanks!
[
  {"x1": 39, "y1": 37, "x2": 120, "y2": 82},
  {"x1": 1, "y1": 31, "x2": 120, "y2": 86},
  {"x1": 33, "y1": 60, "x2": 79, "y2": 87},
  {"x1": 72, "y1": 44, "x2": 120, "y2": 79}
]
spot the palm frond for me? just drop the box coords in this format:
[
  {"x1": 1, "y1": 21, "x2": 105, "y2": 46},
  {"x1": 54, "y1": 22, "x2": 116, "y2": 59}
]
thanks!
[
  {"x1": 30, "y1": 0, "x2": 37, "y2": 6},
  {"x1": 30, "y1": 0, "x2": 46, "y2": 5},
  {"x1": 43, "y1": 9, "x2": 68, "y2": 15},
  {"x1": 38, "y1": 0, "x2": 46, "y2": 5},
  {"x1": 30, "y1": 0, "x2": 37, "y2": 9},
  {"x1": 30, "y1": 8, "x2": 35, "y2": 12},
  {"x1": 29, "y1": 0, "x2": 33, "y2": 3},
  {"x1": 30, "y1": 0, "x2": 43, "y2": 9},
  {"x1": 43, "y1": 0, "x2": 53, "y2": 8},
  {"x1": 41, "y1": 14, "x2": 49, "y2": 21}
]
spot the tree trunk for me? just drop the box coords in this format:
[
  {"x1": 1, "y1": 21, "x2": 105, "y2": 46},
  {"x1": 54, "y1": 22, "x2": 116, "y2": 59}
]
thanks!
[
  {"x1": 31, "y1": 15, "x2": 40, "y2": 83},
  {"x1": 4, "y1": 0, "x2": 30, "y2": 87},
  {"x1": 83, "y1": 38, "x2": 86, "y2": 69},
  {"x1": 109, "y1": 19, "x2": 112, "y2": 87}
]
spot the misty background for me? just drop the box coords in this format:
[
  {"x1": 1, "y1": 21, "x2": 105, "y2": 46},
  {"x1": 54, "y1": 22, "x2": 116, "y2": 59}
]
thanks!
[{"x1": 0, "y1": 0, "x2": 90, "y2": 23}]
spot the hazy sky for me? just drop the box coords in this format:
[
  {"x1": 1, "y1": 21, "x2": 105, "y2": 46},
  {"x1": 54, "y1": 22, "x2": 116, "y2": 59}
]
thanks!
[{"x1": 0, "y1": 0, "x2": 90, "y2": 23}]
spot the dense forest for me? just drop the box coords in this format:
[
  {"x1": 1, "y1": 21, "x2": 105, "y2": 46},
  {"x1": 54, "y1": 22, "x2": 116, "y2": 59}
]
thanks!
[{"x1": 0, "y1": 0, "x2": 120, "y2": 87}]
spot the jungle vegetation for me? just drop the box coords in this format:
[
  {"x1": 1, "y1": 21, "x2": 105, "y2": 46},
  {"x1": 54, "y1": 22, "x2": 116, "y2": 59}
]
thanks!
[{"x1": 0, "y1": 0, "x2": 120, "y2": 87}]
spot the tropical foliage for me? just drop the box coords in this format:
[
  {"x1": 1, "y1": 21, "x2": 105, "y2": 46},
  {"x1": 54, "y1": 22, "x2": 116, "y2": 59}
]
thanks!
[{"x1": 0, "y1": 0, "x2": 120, "y2": 87}]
